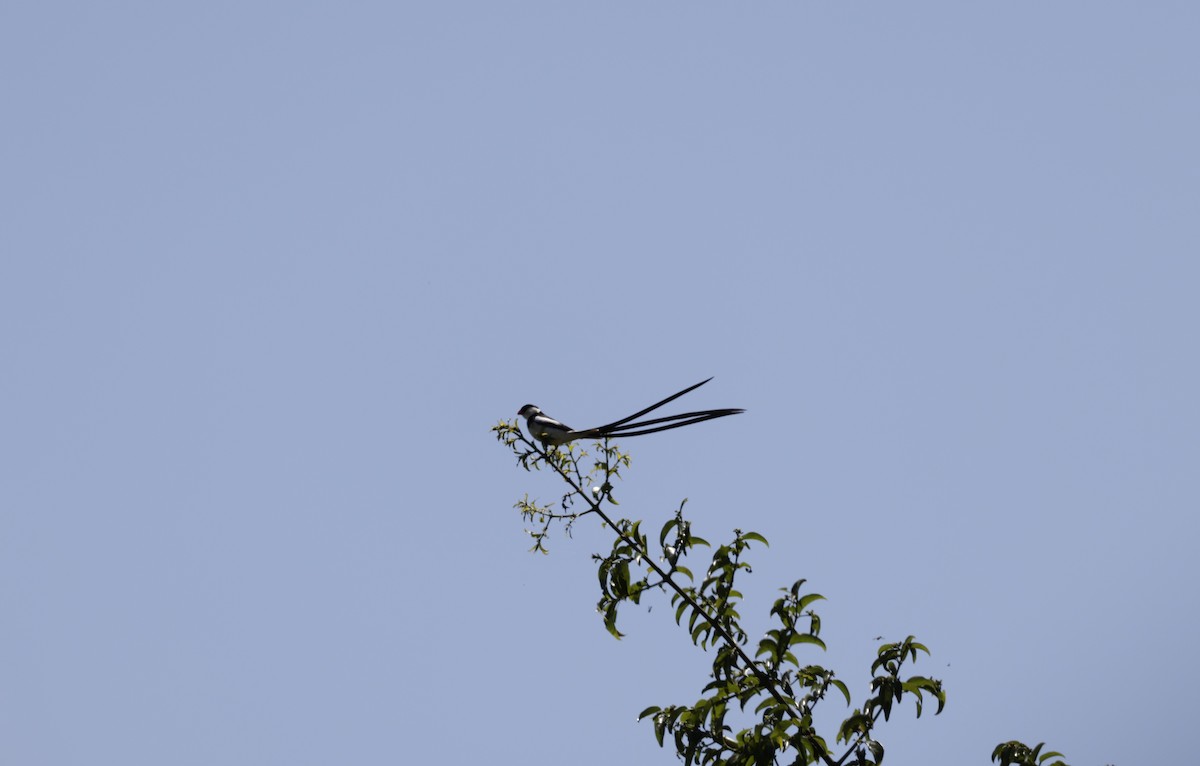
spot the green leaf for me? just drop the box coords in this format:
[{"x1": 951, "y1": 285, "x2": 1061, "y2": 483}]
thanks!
[
  {"x1": 868, "y1": 739, "x2": 884, "y2": 765},
  {"x1": 638, "y1": 706, "x2": 662, "y2": 721},
  {"x1": 797, "y1": 593, "x2": 826, "y2": 610},
  {"x1": 659, "y1": 518, "x2": 679, "y2": 547},
  {"x1": 603, "y1": 602, "x2": 625, "y2": 639},
  {"x1": 831, "y1": 678, "x2": 852, "y2": 706},
  {"x1": 612, "y1": 561, "x2": 630, "y2": 597},
  {"x1": 756, "y1": 640, "x2": 778, "y2": 661},
  {"x1": 653, "y1": 715, "x2": 667, "y2": 747},
  {"x1": 741, "y1": 531, "x2": 769, "y2": 546},
  {"x1": 902, "y1": 676, "x2": 933, "y2": 692},
  {"x1": 836, "y1": 711, "x2": 872, "y2": 744},
  {"x1": 906, "y1": 639, "x2": 930, "y2": 657},
  {"x1": 789, "y1": 634, "x2": 827, "y2": 651}
]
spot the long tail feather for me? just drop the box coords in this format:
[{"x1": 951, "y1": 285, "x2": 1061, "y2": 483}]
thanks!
[
  {"x1": 599, "y1": 408, "x2": 745, "y2": 433},
  {"x1": 593, "y1": 377, "x2": 714, "y2": 432},
  {"x1": 587, "y1": 410, "x2": 743, "y2": 439}
]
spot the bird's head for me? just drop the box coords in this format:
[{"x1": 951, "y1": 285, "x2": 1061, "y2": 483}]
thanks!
[{"x1": 517, "y1": 404, "x2": 541, "y2": 418}]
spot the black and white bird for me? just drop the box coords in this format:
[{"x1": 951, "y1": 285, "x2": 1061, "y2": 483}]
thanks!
[{"x1": 517, "y1": 378, "x2": 743, "y2": 446}]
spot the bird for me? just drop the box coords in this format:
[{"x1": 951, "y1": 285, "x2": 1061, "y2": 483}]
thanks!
[{"x1": 517, "y1": 378, "x2": 744, "y2": 446}]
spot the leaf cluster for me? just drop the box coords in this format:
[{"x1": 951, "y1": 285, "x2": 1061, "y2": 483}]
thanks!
[{"x1": 991, "y1": 742, "x2": 1068, "y2": 766}]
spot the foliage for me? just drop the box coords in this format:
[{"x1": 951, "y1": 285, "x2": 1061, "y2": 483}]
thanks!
[
  {"x1": 991, "y1": 742, "x2": 1069, "y2": 766},
  {"x1": 493, "y1": 418, "x2": 1070, "y2": 766}
]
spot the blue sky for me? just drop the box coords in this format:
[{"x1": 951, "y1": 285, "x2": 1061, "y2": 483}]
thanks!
[{"x1": 2, "y1": 3, "x2": 1196, "y2": 764}]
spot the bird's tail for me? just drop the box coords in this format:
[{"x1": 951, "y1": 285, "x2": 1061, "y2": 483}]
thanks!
[{"x1": 573, "y1": 408, "x2": 744, "y2": 440}]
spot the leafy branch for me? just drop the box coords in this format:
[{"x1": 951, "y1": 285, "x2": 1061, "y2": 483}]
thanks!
[{"x1": 493, "y1": 418, "x2": 1070, "y2": 766}]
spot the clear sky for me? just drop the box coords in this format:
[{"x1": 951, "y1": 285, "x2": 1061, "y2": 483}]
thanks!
[{"x1": 2, "y1": 3, "x2": 1196, "y2": 765}]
